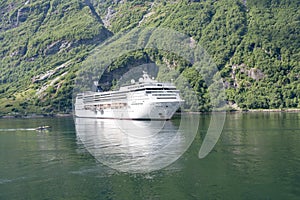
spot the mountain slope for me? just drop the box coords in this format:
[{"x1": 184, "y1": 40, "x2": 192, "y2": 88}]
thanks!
[
  {"x1": 0, "y1": 0, "x2": 299, "y2": 115},
  {"x1": 0, "y1": 0, "x2": 112, "y2": 114},
  {"x1": 96, "y1": 0, "x2": 300, "y2": 110}
]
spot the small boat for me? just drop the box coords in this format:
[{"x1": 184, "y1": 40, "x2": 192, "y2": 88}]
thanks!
[{"x1": 35, "y1": 126, "x2": 51, "y2": 131}]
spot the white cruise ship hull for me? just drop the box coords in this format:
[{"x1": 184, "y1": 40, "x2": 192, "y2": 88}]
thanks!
[{"x1": 75, "y1": 99, "x2": 181, "y2": 120}]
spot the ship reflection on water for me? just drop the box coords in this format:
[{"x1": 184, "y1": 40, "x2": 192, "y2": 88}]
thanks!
[{"x1": 75, "y1": 115, "x2": 198, "y2": 173}]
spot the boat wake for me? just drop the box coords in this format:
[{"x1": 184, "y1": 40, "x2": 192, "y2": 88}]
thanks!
[
  {"x1": 0, "y1": 126, "x2": 50, "y2": 132},
  {"x1": 0, "y1": 128, "x2": 36, "y2": 131}
]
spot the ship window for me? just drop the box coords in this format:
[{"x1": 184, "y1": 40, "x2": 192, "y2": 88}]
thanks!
[
  {"x1": 131, "y1": 88, "x2": 146, "y2": 92},
  {"x1": 145, "y1": 88, "x2": 175, "y2": 91}
]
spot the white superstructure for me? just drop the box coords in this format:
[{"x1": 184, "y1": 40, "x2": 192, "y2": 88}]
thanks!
[{"x1": 75, "y1": 72, "x2": 183, "y2": 120}]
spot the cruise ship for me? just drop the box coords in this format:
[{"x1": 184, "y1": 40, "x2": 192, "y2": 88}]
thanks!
[{"x1": 74, "y1": 72, "x2": 183, "y2": 120}]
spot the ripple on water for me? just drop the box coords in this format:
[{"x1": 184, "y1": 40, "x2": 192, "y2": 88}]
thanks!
[{"x1": 0, "y1": 177, "x2": 27, "y2": 185}]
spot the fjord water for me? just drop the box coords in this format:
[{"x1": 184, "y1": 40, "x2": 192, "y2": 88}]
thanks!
[{"x1": 0, "y1": 113, "x2": 299, "y2": 199}]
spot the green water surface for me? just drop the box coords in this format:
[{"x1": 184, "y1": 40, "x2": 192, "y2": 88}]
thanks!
[{"x1": 0, "y1": 112, "x2": 299, "y2": 199}]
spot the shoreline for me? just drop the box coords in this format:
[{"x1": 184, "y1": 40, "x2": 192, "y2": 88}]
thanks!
[
  {"x1": 178, "y1": 108, "x2": 300, "y2": 115},
  {"x1": 0, "y1": 113, "x2": 73, "y2": 119},
  {"x1": 1, "y1": 108, "x2": 300, "y2": 119},
  {"x1": 245, "y1": 108, "x2": 300, "y2": 113}
]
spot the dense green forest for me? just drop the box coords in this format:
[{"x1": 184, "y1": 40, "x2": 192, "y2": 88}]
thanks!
[{"x1": 0, "y1": 0, "x2": 299, "y2": 115}]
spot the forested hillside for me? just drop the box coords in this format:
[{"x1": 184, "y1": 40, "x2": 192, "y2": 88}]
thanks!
[
  {"x1": 0, "y1": 0, "x2": 112, "y2": 114},
  {"x1": 0, "y1": 0, "x2": 299, "y2": 115}
]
